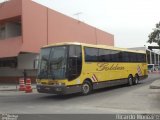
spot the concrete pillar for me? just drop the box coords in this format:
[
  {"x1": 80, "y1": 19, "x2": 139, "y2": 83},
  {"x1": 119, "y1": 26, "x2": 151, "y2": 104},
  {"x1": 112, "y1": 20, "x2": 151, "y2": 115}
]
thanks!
[
  {"x1": 150, "y1": 51, "x2": 152, "y2": 64},
  {"x1": 158, "y1": 54, "x2": 160, "y2": 65},
  {"x1": 154, "y1": 53, "x2": 156, "y2": 64}
]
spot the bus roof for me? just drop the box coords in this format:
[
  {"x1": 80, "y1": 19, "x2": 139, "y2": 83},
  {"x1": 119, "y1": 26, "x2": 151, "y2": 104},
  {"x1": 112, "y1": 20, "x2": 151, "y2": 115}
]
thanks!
[{"x1": 42, "y1": 42, "x2": 146, "y2": 54}]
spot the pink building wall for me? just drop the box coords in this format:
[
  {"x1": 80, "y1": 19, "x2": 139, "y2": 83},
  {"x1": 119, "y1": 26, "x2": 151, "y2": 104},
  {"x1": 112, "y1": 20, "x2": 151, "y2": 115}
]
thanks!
[
  {"x1": 0, "y1": 0, "x2": 114, "y2": 83},
  {"x1": 0, "y1": 37, "x2": 22, "y2": 58},
  {"x1": 0, "y1": 0, "x2": 114, "y2": 56},
  {"x1": 21, "y1": 0, "x2": 47, "y2": 53},
  {"x1": 0, "y1": 0, "x2": 22, "y2": 21},
  {"x1": 0, "y1": 0, "x2": 22, "y2": 58},
  {"x1": 48, "y1": 9, "x2": 114, "y2": 45},
  {"x1": 21, "y1": 0, "x2": 114, "y2": 53}
]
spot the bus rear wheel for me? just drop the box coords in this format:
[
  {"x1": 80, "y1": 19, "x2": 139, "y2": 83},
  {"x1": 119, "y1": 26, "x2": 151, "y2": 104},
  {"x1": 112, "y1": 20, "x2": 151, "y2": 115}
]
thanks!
[
  {"x1": 81, "y1": 81, "x2": 92, "y2": 95},
  {"x1": 133, "y1": 74, "x2": 139, "y2": 85},
  {"x1": 128, "y1": 75, "x2": 133, "y2": 86}
]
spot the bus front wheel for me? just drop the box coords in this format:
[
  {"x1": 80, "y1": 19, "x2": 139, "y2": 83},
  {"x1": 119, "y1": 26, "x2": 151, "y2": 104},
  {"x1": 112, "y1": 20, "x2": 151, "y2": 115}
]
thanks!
[
  {"x1": 128, "y1": 75, "x2": 133, "y2": 86},
  {"x1": 81, "y1": 81, "x2": 92, "y2": 95}
]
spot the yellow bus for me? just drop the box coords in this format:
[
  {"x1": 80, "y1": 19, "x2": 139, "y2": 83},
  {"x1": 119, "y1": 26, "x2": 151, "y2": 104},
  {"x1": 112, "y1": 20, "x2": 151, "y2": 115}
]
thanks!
[{"x1": 36, "y1": 42, "x2": 148, "y2": 95}]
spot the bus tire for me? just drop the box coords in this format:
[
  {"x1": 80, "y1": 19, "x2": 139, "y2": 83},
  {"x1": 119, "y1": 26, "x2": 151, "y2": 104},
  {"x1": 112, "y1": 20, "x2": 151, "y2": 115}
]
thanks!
[
  {"x1": 128, "y1": 75, "x2": 133, "y2": 86},
  {"x1": 133, "y1": 74, "x2": 139, "y2": 85},
  {"x1": 81, "y1": 81, "x2": 92, "y2": 95}
]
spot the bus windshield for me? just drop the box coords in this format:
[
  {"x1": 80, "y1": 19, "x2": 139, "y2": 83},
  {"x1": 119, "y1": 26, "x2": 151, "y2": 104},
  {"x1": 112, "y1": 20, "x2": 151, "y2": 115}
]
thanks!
[{"x1": 38, "y1": 46, "x2": 67, "y2": 79}]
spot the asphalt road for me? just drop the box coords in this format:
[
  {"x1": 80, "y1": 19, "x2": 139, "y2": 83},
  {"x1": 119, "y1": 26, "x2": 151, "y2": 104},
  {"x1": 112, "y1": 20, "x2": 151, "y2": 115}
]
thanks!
[{"x1": 0, "y1": 73, "x2": 160, "y2": 114}]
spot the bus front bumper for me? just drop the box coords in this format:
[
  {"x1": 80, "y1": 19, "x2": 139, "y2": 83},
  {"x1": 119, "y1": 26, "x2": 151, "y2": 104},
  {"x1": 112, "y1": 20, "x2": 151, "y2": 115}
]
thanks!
[{"x1": 36, "y1": 84, "x2": 82, "y2": 95}]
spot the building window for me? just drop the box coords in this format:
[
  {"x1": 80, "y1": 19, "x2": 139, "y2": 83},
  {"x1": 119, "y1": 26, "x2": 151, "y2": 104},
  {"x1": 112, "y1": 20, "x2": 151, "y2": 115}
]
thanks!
[
  {"x1": 0, "y1": 21, "x2": 22, "y2": 40},
  {"x1": 0, "y1": 58, "x2": 17, "y2": 68},
  {"x1": 0, "y1": 25, "x2": 5, "y2": 40}
]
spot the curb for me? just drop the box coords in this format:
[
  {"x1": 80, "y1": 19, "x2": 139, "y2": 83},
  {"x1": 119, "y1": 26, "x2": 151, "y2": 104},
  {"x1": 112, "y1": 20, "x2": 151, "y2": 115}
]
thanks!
[
  {"x1": 150, "y1": 79, "x2": 160, "y2": 89},
  {"x1": 0, "y1": 86, "x2": 36, "y2": 91},
  {"x1": 150, "y1": 85, "x2": 160, "y2": 89},
  {"x1": 0, "y1": 89, "x2": 18, "y2": 91}
]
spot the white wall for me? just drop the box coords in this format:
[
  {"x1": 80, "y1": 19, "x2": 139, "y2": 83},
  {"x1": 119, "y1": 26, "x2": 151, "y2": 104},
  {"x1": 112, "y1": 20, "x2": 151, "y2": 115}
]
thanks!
[
  {"x1": 0, "y1": 53, "x2": 39, "y2": 77},
  {"x1": 0, "y1": 68, "x2": 37, "y2": 77},
  {"x1": 0, "y1": 68, "x2": 22, "y2": 77},
  {"x1": 18, "y1": 53, "x2": 39, "y2": 70}
]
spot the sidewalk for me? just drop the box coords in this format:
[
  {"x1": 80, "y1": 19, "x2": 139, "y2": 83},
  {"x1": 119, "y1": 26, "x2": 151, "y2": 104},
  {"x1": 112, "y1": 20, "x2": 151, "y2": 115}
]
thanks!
[
  {"x1": 0, "y1": 84, "x2": 36, "y2": 91},
  {"x1": 150, "y1": 79, "x2": 160, "y2": 89}
]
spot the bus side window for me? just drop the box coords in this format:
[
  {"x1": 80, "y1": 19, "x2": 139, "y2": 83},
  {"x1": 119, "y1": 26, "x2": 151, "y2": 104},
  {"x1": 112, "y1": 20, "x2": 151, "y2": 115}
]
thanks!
[
  {"x1": 98, "y1": 49, "x2": 105, "y2": 62},
  {"x1": 85, "y1": 47, "x2": 98, "y2": 62},
  {"x1": 68, "y1": 45, "x2": 82, "y2": 80}
]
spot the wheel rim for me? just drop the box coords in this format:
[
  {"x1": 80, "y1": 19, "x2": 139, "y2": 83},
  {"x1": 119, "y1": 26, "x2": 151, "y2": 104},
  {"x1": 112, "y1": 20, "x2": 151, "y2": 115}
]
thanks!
[
  {"x1": 129, "y1": 77, "x2": 132, "y2": 85},
  {"x1": 82, "y1": 83, "x2": 90, "y2": 94},
  {"x1": 135, "y1": 77, "x2": 139, "y2": 84}
]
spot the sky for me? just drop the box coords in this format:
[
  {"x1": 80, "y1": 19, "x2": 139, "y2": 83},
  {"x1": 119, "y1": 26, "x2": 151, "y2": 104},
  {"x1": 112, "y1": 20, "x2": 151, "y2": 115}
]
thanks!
[
  {"x1": 32, "y1": 0, "x2": 160, "y2": 48},
  {"x1": 1, "y1": 0, "x2": 160, "y2": 48}
]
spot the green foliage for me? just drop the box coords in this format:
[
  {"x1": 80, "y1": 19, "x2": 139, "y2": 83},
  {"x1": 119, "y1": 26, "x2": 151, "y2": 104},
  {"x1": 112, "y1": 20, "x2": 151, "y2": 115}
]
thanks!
[{"x1": 148, "y1": 22, "x2": 160, "y2": 46}]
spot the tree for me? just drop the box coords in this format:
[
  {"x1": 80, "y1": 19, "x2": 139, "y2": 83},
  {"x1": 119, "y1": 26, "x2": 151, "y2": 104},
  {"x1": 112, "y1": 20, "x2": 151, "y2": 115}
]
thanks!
[{"x1": 148, "y1": 22, "x2": 160, "y2": 46}]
